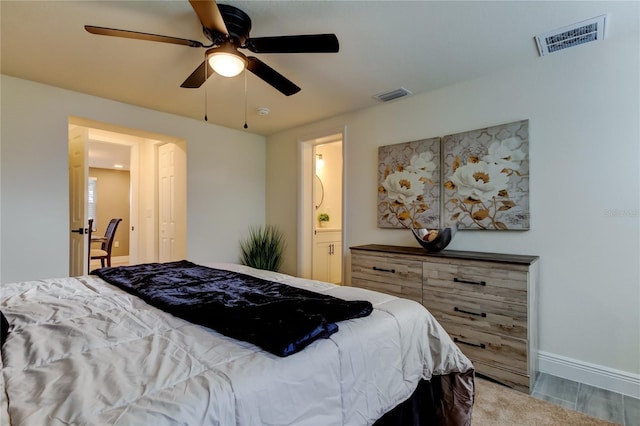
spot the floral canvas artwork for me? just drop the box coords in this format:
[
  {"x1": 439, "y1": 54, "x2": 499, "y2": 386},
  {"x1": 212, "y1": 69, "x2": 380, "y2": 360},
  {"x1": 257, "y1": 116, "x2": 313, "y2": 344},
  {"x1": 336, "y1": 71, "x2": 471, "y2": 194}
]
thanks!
[
  {"x1": 443, "y1": 120, "x2": 529, "y2": 230},
  {"x1": 378, "y1": 137, "x2": 440, "y2": 229}
]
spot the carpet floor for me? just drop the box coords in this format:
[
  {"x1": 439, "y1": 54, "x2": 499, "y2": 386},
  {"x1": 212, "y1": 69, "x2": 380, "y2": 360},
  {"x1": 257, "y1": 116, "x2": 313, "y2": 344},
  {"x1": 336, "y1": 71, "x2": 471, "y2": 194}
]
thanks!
[{"x1": 472, "y1": 377, "x2": 618, "y2": 425}]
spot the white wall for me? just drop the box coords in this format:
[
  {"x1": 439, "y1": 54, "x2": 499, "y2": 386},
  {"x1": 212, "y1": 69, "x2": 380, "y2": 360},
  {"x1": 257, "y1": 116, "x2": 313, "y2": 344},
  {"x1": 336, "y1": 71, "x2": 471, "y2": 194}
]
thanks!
[
  {"x1": 266, "y1": 35, "x2": 640, "y2": 382},
  {"x1": 0, "y1": 75, "x2": 266, "y2": 283}
]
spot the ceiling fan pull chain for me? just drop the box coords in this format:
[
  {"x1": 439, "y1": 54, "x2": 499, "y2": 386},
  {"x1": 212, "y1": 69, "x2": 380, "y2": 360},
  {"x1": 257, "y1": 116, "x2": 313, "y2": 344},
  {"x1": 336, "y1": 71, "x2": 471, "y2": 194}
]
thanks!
[
  {"x1": 243, "y1": 71, "x2": 248, "y2": 129},
  {"x1": 204, "y1": 51, "x2": 208, "y2": 121}
]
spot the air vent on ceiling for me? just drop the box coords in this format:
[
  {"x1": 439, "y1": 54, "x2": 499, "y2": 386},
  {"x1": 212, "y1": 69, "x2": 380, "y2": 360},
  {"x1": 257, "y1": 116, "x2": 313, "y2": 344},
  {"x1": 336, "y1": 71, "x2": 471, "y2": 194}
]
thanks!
[
  {"x1": 373, "y1": 87, "x2": 412, "y2": 103},
  {"x1": 535, "y1": 15, "x2": 607, "y2": 56}
]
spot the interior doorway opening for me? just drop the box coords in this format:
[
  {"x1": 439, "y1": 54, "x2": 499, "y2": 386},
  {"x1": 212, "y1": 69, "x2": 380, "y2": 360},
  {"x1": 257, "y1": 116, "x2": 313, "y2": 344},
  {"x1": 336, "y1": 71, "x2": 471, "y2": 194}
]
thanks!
[
  {"x1": 298, "y1": 129, "x2": 345, "y2": 284},
  {"x1": 88, "y1": 161, "x2": 131, "y2": 270},
  {"x1": 67, "y1": 117, "x2": 187, "y2": 275}
]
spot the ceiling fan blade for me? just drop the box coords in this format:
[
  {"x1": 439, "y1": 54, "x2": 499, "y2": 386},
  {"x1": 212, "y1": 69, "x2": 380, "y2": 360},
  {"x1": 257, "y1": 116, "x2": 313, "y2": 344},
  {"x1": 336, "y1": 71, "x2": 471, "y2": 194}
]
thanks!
[
  {"x1": 245, "y1": 34, "x2": 339, "y2": 53},
  {"x1": 85, "y1": 25, "x2": 206, "y2": 48},
  {"x1": 246, "y1": 57, "x2": 301, "y2": 96},
  {"x1": 180, "y1": 61, "x2": 215, "y2": 88},
  {"x1": 189, "y1": 0, "x2": 228, "y2": 34}
]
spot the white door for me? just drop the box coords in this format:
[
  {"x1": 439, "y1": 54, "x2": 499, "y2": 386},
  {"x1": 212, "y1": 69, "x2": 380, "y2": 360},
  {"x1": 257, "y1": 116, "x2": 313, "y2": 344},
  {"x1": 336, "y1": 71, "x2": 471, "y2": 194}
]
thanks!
[
  {"x1": 68, "y1": 127, "x2": 89, "y2": 276},
  {"x1": 158, "y1": 143, "x2": 187, "y2": 262}
]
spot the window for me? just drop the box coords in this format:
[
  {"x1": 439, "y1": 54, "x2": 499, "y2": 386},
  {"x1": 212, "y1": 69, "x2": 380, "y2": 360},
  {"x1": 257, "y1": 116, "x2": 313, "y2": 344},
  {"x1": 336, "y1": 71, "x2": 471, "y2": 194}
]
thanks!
[{"x1": 88, "y1": 177, "x2": 97, "y2": 231}]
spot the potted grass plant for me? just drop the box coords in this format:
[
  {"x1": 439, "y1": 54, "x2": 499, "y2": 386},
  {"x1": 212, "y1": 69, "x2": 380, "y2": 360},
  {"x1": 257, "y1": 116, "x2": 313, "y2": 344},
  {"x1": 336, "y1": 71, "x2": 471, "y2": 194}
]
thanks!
[
  {"x1": 239, "y1": 224, "x2": 286, "y2": 272},
  {"x1": 318, "y1": 213, "x2": 330, "y2": 228}
]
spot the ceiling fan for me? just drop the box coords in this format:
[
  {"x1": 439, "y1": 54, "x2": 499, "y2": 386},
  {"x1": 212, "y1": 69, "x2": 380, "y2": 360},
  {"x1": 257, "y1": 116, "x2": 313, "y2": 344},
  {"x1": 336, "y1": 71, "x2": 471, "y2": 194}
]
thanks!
[{"x1": 85, "y1": 0, "x2": 339, "y2": 96}]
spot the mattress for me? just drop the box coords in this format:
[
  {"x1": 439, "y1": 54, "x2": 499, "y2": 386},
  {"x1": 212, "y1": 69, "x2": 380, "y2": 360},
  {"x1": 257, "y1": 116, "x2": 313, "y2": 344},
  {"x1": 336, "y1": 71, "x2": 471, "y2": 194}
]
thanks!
[{"x1": 0, "y1": 262, "x2": 474, "y2": 425}]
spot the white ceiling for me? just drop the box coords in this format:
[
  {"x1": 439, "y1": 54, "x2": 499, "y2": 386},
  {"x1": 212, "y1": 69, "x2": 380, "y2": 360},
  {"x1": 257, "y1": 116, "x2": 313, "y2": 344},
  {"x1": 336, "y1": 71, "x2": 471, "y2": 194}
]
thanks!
[
  {"x1": 2, "y1": 1, "x2": 638, "y2": 136},
  {"x1": 88, "y1": 139, "x2": 132, "y2": 171}
]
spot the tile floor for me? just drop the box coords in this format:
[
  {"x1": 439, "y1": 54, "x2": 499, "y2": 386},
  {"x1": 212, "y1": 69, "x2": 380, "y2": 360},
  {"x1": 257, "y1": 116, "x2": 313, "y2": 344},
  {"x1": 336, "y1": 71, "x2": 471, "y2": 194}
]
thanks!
[{"x1": 532, "y1": 372, "x2": 640, "y2": 425}]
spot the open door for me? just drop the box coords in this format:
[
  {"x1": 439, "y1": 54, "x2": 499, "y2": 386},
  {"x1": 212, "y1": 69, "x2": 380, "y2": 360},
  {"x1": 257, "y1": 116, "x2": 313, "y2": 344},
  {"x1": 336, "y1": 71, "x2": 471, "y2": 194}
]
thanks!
[
  {"x1": 158, "y1": 142, "x2": 187, "y2": 262},
  {"x1": 68, "y1": 126, "x2": 89, "y2": 276}
]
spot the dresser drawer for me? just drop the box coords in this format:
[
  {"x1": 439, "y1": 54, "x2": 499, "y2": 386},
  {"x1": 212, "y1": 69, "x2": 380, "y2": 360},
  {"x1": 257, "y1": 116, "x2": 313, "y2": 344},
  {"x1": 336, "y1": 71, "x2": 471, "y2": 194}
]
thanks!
[
  {"x1": 472, "y1": 361, "x2": 532, "y2": 394},
  {"x1": 423, "y1": 261, "x2": 528, "y2": 303},
  {"x1": 422, "y1": 289, "x2": 527, "y2": 339},
  {"x1": 351, "y1": 253, "x2": 422, "y2": 303},
  {"x1": 441, "y1": 320, "x2": 527, "y2": 375}
]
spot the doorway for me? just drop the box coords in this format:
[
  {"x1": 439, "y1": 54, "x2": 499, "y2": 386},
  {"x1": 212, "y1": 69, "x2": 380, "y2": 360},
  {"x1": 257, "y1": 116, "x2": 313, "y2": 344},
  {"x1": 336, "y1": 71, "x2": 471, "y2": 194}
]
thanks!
[
  {"x1": 88, "y1": 159, "x2": 131, "y2": 269},
  {"x1": 298, "y1": 130, "x2": 345, "y2": 284},
  {"x1": 67, "y1": 117, "x2": 187, "y2": 275}
]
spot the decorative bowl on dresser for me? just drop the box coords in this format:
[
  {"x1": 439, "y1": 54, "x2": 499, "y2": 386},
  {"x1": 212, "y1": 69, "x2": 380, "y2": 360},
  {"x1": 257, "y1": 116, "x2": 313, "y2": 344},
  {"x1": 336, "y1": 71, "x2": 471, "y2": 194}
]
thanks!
[
  {"x1": 410, "y1": 226, "x2": 457, "y2": 252},
  {"x1": 350, "y1": 244, "x2": 539, "y2": 394}
]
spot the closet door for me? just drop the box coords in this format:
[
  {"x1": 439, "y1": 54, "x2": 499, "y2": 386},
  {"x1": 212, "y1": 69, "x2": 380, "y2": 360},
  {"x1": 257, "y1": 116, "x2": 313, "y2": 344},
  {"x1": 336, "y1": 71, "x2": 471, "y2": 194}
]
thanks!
[{"x1": 158, "y1": 143, "x2": 186, "y2": 262}]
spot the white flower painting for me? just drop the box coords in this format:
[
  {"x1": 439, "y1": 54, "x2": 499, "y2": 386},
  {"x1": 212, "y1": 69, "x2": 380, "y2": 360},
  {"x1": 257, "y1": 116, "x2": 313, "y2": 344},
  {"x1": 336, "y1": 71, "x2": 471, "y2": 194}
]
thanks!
[
  {"x1": 377, "y1": 120, "x2": 529, "y2": 231},
  {"x1": 449, "y1": 161, "x2": 510, "y2": 202},
  {"x1": 378, "y1": 137, "x2": 440, "y2": 229},
  {"x1": 443, "y1": 120, "x2": 529, "y2": 230}
]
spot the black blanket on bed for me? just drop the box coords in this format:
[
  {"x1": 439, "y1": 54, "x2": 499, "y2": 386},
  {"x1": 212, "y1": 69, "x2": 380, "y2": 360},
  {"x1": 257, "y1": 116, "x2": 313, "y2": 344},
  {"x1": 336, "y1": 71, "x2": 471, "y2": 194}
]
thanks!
[{"x1": 92, "y1": 260, "x2": 373, "y2": 357}]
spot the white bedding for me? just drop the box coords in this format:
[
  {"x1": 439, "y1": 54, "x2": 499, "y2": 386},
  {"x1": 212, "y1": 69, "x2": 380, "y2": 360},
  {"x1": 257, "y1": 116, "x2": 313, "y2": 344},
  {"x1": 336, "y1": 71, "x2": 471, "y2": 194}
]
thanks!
[{"x1": 0, "y1": 263, "x2": 472, "y2": 425}]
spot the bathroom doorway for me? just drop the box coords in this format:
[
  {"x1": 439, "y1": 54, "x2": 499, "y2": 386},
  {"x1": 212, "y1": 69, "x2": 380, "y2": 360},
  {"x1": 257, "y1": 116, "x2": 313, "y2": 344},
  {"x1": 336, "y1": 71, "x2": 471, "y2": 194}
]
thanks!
[{"x1": 298, "y1": 130, "x2": 344, "y2": 284}]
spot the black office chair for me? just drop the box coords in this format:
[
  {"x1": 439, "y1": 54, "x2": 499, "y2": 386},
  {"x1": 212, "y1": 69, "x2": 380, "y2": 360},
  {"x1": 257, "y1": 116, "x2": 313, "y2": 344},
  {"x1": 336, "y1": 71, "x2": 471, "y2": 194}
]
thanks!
[{"x1": 90, "y1": 218, "x2": 122, "y2": 268}]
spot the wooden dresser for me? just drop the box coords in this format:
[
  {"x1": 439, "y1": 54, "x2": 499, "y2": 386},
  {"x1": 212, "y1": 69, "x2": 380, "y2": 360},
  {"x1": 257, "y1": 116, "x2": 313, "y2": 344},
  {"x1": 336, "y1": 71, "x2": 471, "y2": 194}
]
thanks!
[{"x1": 350, "y1": 244, "x2": 539, "y2": 393}]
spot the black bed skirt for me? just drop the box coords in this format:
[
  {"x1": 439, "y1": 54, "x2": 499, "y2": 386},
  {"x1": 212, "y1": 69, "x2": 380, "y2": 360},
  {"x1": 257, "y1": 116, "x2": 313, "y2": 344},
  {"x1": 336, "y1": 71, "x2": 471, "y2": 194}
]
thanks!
[{"x1": 374, "y1": 370, "x2": 475, "y2": 426}]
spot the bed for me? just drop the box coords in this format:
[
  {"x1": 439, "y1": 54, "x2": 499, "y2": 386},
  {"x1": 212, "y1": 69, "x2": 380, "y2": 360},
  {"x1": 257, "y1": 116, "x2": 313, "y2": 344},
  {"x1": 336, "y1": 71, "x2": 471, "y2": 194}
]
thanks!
[{"x1": 0, "y1": 261, "x2": 474, "y2": 425}]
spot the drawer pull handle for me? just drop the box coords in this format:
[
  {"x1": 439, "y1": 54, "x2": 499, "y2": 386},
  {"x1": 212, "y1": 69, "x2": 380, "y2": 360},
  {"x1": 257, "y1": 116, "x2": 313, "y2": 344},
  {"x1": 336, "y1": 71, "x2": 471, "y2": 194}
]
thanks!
[
  {"x1": 454, "y1": 337, "x2": 486, "y2": 349},
  {"x1": 454, "y1": 277, "x2": 486, "y2": 286},
  {"x1": 454, "y1": 307, "x2": 487, "y2": 318},
  {"x1": 372, "y1": 266, "x2": 396, "y2": 273}
]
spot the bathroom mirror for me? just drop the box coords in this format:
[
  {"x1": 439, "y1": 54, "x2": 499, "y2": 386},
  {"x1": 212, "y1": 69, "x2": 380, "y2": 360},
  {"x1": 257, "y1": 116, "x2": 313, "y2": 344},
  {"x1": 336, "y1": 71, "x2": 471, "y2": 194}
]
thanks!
[{"x1": 314, "y1": 174, "x2": 324, "y2": 210}]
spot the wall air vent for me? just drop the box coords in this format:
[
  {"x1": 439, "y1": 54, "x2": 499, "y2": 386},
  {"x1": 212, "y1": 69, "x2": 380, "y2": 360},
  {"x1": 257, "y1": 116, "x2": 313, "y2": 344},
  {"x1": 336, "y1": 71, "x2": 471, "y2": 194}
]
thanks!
[
  {"x1": 535, "y1": 15, "x2": 607, "y2": 56},
  {"x1": 373, "y1": 87, "x2": 412, "y2": 103}
]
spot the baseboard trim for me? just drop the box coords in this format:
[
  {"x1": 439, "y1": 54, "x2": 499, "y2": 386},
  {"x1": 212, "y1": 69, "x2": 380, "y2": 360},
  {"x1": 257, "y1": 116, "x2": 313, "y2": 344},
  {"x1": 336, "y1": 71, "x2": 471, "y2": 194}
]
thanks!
[{"x1": 538, "y1": 351, "x2": 640, "y2": 398}]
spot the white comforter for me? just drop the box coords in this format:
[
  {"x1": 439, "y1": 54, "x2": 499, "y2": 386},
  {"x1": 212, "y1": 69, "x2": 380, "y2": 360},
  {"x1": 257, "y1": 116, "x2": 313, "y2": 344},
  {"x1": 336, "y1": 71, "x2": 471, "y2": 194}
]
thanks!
[{"x1": 0, "y1": 263, "x2": 472, "y2": 426}]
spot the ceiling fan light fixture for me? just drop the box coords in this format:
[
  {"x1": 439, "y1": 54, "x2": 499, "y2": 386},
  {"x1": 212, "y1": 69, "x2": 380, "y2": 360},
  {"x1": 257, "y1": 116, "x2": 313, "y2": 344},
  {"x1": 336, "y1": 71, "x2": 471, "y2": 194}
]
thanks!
[
  {"x1": 86, "y1": 1, "x2": 339, "y2": 96},
  {"x1": 207, "y1": 43, "x2": 247, "y2": 77}
]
